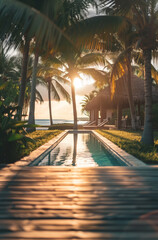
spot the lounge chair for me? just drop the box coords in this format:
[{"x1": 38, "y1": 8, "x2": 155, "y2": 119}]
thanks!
[
  {"x1": 83, "y1": 120, "x2": 96, "y2": 127},
  {"x1": 97, "y1": 119, "x2": 108, "y2": 127},
  {"x1": 83, "y1": 119, "x2": 109, "y2": 129}
]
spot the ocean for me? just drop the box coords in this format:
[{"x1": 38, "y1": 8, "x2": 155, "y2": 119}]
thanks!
[{"x1": 35, "y1": 119, "x2": 88, "y2": 126}]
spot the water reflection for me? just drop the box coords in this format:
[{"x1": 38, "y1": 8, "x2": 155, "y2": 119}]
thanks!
[
  {"x1": 72, "y1": 133, "x2": 78, "y2": 166},
  {"x1": 85, "y1": 134, "x2": 124, "y2": 166},
  {"x1": 38, "y1": 133, "x2": 125, "y2": 166}
]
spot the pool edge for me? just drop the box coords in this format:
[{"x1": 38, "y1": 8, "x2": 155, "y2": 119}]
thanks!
[
  {"x1": 14, "y1": 130, "x2": 68, "y2": 167},
  {"x1": 15, "y1": 130, "x2": 146, "y2": 167},
  {"x1": 92, "y1": 130, "x2": 146, "y2": 167}
]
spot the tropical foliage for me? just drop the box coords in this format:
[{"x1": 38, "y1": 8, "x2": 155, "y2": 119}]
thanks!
[
  {"x1": 0, "y1": 0, "x2": 158, "y2": 166},
  {"x1": 98, "y1": 0, "x2": 158, "y2": 145},
  {"x1": 0, "y1": 101, "x2": 34, "y2": 163},
  {"x1": 38, "y1": 57, "x2": 71, "y2": 125},
  {"x1": 81, "y1": 90, "x2": 98, "y2": 115},
  {"x1": 59, "y1": 50, "x2": 107, "y2": 129}
]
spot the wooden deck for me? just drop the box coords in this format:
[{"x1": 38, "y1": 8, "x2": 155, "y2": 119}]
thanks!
[{"x1": 1, "y1": 166, "x2": 158, "y2": 239}]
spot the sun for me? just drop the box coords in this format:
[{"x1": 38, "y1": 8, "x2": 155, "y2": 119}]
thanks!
[
  {"x1": 73, "y1": 76, "x2": 95, "y2": 89},
  {"x1": 73, "y1": 77, "x2": 83, "y2": 89}
]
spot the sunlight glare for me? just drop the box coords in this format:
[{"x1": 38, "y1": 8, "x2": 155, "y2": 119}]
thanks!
[
  {"x1": 74, "y1": 76, "x2": 95, "y2": 89},
  {"x1": 74, "y1": 77, "x2": 83, "y2": 89}
]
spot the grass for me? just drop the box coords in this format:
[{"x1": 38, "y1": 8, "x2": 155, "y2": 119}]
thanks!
[
  {"x1": 18, "y1": 130, "x2": 62, "y2": 160},
  {"x1": 97, "y1": 130, "x2": 158, "y2": 164}
]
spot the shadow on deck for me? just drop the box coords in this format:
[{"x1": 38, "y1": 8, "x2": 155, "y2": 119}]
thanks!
[{"x1": 0, "y1": 166, "x2": 158, "y2": 239}]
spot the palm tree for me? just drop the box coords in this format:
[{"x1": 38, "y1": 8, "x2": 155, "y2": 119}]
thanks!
[
  {"x1": 0, "y1": 47, "x2": 44, "y2": 118},
  {"x1": 98, "y1": 0, "x2": 158, "y2": 145},
  {"x1": 15, "y1": 53, "x2": 44, "y2": 118},
  {"x1": 59, "y1": 50, "x2": 107, "y2": 129},
  {"x1": 28, "y1": 49, "x2": 39, "y2": 130},
  {"x1": 37, "y1": 59, "x2": 71, "y2": 125},
  {"x1": 82, "y1": 16, "x2": 137, "y2": 129},
  {"x1": 66, "y1": 13, "x2": 139, "y2": 128},
  {"x1": 17, "y1": 36, "x2": 31, "y2": 119},
  {"x1": 22, "y1": 84, "x2": 44, "y2": 120},
  {"x1": 110, "y1": 48, "x2": 137, "y2": 129},
  {"x1": 81, "y1": 90, "x2": 98, "y2": 116},
  {"x1": 0, "y1": 0, "x2": 98, "y2": 117},
  {"x1": 0, "y1": 48, "x2": 21, "y2": 105},
  {"x1": 134, "y1": 51, "x2": 158, "y2": 85}
]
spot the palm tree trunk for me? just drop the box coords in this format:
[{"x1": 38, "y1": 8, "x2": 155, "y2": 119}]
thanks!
[
  {"x1": 141, "y1": 49, "x2": 154, "y2": 145},
  {"x1": 28, "y1": 51, "x2": 39, "y2": 131},
  {"x1": 18, "y1": 36, "x2": 30, "y2": 119},
  {"x1": 117, "y1": 102, "x2": 122, "y2": 129},
  {"x1": 126, "y1": 50, "x2": 136, "y2": 130},
  {"x1": 48, "y1": 81, "x2": 53, "y2": 125},
  {"x1": 71, "y1": 78, "x2": 78, "y2": 130}
]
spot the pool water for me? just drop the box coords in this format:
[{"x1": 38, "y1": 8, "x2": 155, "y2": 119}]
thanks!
[{"x1": 36, "y1": 133, "x2": 126, "y2": 167}]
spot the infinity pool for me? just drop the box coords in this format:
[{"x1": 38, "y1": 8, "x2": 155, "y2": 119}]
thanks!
[{"x1": 35, "y1": 133, "x2": 126, "y2": 166}]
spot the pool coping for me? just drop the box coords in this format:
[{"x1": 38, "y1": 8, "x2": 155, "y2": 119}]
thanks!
[
  {"x1": 92, "y1": 130, "x2": 146, "y2": 167},
  {"x1": 15, "y1": 129, "x2": 146, "y2": 167},
  {"x1": 14, "y1": 131, "x2": 68, "y2": 167}
]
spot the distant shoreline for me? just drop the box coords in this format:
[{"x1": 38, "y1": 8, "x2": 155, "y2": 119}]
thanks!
[{"x1": 35, "y1": 119, "x2": 88, "y2": 126}]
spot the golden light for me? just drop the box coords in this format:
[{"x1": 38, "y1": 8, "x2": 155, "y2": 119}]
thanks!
[
  {"x1": 74, "y1": 76, "x2": 95, "y2": 89},
  {"x1": 73, "y1": 77, "x2": 83, "y2": 89}
]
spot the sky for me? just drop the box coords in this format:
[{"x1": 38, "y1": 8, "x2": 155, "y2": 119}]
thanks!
[
  {"x1": 7, "y1": 5, "x2": 98, "y2": 120},
  {"x1": 36, "y1": 96, "x2": 85, "y2": 120},
  {"x1": 35, "y1": 79, "x2": 95, "y2": 120},
  {"x1": 35, "y1": 6, "x2": 97, "y2": 120}
]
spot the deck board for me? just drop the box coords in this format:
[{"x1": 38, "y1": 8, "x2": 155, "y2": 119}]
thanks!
[{"x1": 1, "y1": 166, "x2": 158, "y2": 239}]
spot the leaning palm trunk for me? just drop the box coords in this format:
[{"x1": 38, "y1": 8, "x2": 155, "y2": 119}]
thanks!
[
  {"x1": 71, "y1": 79, "x2": 78, "y2": 130},
  {"x1": 141, "y1": 49, "x2": 154, "y2": 145},
  {"x1": 126, "y1": 51, "x2": 136, "y2": 130},
  {"x1": 48, "y1": 81, "x2": 53, "y2": 126},
  {"x1": 18, "y1": 36, "x2": 30, "y2": 119},
  {"x1": 28, "y1": 51, "x2": 39, "y2": 131}
]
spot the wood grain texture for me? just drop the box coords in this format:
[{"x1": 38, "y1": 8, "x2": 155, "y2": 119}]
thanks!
[{"x1": 0, "y1": 166, "x2": 158, "y2": 239}]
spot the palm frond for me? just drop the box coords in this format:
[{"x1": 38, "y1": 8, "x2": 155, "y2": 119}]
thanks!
[
  {"x1": 54, "y1": 76, "x2": 70, "y2": 85},
  {"x1": 152, "y1": 50, "x2": 158, "y2": 66},
  {"x1": 151, "y1": 65, "x2": 158, "y2": 84},
  {"x1": 35, "y1": 89, "x2": 44, "y2": 103},
  {"x1": 41, "y1": 55, "x2": 64, "y2": 69},
  {"x1": 64, "y1": 71, "x2": 81, "y2": 80},
  {"x1": 37, "y1": 67, "x2": 64, "y2": 77},
  {"x1": 0, "y1": 0, "x2": 72, "y2": 50},
  {"x1": 36, "y1": 77, "x2": 48, "y2": 87},
  {"x1": 110, "y1": 48, "x2": 129, "y2": 95},
  {"x1": 76, "y1": 53, "x2": 105, "y2": 67},
  {"x1": 99, "y1": 0, "x2": 144, "y2": 16},
  {"x1": 50, "y1": 83, "x2": 60, "y2": 101},
  {"x1": 68, "y1": 15, "x2": 129, "y2": 50},
  {"x1": 80, "y1": 90, "x2": 98, "y2": 114},
  {"x1": 132, "y1": 65, "x2": 144, "y2": 78},
  {"x1": 78, "y1": 68, "x2": 108, "y2": 86},
  {"x1": 53, "y1": 80, "x2": 71, "y2": 103}
]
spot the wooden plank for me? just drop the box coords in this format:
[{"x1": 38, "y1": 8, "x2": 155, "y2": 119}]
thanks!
[
  {"x1": 1, "y1": 231, "x2": 158, "y2": 239},
  {"x1": 1, "y1": 166, "x2": 158, "y2": 239}
]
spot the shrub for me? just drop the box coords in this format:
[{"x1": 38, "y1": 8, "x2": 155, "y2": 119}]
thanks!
[{"x1": 0, "y1": 101, "x2": 33, "y2": 163}]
